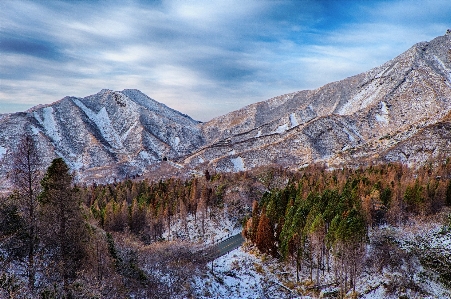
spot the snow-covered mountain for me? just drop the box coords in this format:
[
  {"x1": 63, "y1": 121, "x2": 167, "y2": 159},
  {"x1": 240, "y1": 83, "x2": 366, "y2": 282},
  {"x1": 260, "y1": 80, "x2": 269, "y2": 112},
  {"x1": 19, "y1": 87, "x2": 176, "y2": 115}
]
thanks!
[
  {"x1": 0, "y1": 89, "x2": 203, "y2": 189},
  {"x1": 185, "y1": 33, "x2": 451, "y2": 171},
  {"x1": 1, "y1": 33, "x2": 451, "y2": 189}
]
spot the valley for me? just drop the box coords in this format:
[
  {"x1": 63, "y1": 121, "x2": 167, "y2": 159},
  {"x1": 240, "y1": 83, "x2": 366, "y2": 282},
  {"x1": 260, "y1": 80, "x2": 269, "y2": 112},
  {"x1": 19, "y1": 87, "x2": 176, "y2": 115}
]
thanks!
[{"x1": 1, "y1": 33, "x2": 451, "y2": 298}]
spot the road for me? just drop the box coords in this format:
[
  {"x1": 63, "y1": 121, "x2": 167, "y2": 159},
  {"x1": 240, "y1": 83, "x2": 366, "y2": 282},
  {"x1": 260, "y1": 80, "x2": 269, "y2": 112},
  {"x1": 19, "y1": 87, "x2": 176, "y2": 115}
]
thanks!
[
  {"x1": 202, "y1": 233, "x2": 245, "y2": 261},
  {"x1": 217, "y1": 233, "x2": 245, "y2": 256}
]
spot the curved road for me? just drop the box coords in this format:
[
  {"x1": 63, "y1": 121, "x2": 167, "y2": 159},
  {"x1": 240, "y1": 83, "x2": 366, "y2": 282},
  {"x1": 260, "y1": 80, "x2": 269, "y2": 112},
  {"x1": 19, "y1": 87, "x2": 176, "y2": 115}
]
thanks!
[
  {"x1": 202, "y1": 233, "x2": 245, "y2": 261},
  {"x1": 217, "y1": 233, "x2": 245, "y2": 256}
]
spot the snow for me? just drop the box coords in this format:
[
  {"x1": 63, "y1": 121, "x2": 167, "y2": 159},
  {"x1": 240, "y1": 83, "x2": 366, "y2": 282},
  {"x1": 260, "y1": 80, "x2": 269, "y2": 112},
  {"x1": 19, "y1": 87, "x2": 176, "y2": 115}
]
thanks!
[
  {"x1": 121, "y1": 121, "x2": 137, "y2": 142},
  {"x1": 0, "y1": 146, "x2": 6, "y2": 160},
  {"x1": 34, "y1": 107, "x2": 61, "y2": 143},
  {"x1": 433, "y1": 55, "x2": 451, "y2": 83},
  {"x1": 192, "y1": 215, "x2": 451, "y2": 299},
  {"x1": 30, "y1": 125, "x2": 40, "y2": 135},
  {"x1": 275, "y1": 124, "x2": 288, "y2": 134},
  {"x1": 290, "y1": 113, "x2": 299, "y2": 127},
  {"x1": 139, "y1": 151, "x2": 152, "y2": 161},
  {"x1": 338, "y1": 78, "x2": 384, "y2": 115},
  {"x1": 255, "y1": 130, "x2": 262, "y2": 138},
  {"x1": 161, "y1": 205, "x2": 242, "y2": 243},
  {"x1": 193, "y1": 247, "x2": 265, "y2": 299},
  {"x1": 198, "y1": 156, "x2": 205, "y2": 163},
  {"x1": 231, "y1": 157, "x2": 245, "y2": 171},
  {"x1": 168, "y1": 161, "x2": 184, "y2": 169},
  {"x1": 342, "y1": 127, "x2": 355, "y2": 142},
  {"x1": 228, "y1": 150, "x2": 236, "y2": 156},
  {"x1": 356, "y1": 218, "x2": 451, "y2": 299},
  {"x1": 73, "y1": 99, "x2": 123, "y2": 149},
  {"x1": 375, "y1": 101, "x2": 389, "y2": 123},
  {"x1": 70, "y1": 160, "x2": 84, "y2": 171},
  {"x1": 122, "y1": 89, "x2": 198, "y2": 126},
  {"x1": 173, "y1": 136, "x2": 180, "y2": 147}
]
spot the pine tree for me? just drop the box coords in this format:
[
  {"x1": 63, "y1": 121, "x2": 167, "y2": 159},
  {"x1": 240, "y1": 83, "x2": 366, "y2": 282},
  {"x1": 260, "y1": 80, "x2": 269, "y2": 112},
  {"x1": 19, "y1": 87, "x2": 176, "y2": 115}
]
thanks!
[{"x1": 39, "y1": 158, "x2": 88, "y2": 294}]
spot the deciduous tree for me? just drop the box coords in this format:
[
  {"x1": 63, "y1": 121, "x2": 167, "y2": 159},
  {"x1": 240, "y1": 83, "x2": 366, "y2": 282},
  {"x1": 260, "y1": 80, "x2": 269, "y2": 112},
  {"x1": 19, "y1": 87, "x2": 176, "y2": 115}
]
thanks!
[{"x1": 11, "y1": 134, "x2": 42, "y2": 291}]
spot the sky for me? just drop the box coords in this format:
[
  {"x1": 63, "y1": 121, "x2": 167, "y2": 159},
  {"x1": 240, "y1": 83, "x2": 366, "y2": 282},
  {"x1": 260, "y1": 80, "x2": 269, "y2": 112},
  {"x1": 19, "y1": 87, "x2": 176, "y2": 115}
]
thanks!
[{"x1": 0, "y1": 0, "x2": 450, "y2": 121}]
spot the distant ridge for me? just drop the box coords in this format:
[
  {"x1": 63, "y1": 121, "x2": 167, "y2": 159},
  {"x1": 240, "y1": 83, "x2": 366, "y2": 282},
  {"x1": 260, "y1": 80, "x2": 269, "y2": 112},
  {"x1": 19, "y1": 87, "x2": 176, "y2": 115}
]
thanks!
[{"x1": 0, "y1": 33, "x2": 450, "y2": 190}]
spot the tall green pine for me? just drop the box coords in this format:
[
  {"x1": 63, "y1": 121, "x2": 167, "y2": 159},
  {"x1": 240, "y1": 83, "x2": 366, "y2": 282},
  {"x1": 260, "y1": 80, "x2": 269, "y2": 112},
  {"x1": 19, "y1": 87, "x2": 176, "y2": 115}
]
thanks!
[{"x1": 39, "y1": 158, "x2": 88, "y2": 294}]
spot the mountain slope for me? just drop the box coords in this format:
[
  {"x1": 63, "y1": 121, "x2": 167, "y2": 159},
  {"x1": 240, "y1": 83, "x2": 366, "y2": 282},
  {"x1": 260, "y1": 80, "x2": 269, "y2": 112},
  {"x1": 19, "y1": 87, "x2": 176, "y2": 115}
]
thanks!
[
  {"x1": 0, "y1": 89, "x2": 204, "y2": 189},
  {"x1": 0, "y1": 33, "x2": 450, "y2": 189},
  {"x1": 182, "y1": 33, "x2": 451, "y2": 172}
]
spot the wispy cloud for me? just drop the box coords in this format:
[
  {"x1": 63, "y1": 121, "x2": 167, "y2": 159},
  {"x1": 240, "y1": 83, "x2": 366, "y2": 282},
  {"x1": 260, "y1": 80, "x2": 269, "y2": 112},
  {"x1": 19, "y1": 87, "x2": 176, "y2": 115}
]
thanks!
[{"x1": 0, "y1": 0, "x2": 450, "y2": 120}]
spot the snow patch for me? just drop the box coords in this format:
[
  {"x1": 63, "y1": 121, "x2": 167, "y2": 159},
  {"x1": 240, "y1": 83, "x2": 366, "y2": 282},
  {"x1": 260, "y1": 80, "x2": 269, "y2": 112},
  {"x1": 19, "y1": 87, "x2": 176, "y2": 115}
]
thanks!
[
  {"x1": 198, "y1": 156, "x2": 204, "y2": 163},
  {"x1": 342, "y1": 127, "x2": 355, "y2": 142},
  {"x1": 30, "y1": 125, "x2": 40, "y2": 135},
  {"x1": 168, "y1": 161, "x2": 183, "y2": 169},
  {"x1": 173, "y1": 136, "x2": 180, "y2": 147},
  {"x1": 193, "y1": 248, "x2": 264, "y2": 299},
  {"x1": 231, "y1": 157, "x2": 245, "y2": 171},
  {"x1": 289, "y1": 113, "x2": 299, "y2": 127},
  {"x1": 255, "y1": 130, "x2": 262, "y2": 138},
  {"x1": 228, "y1": 149, "x2": 236, "y2": 156},
  {"x1": 0, "y1": 146, "x2": 6, "y2": 160},
  {"x1": 275, "y1": 124, "x2": 288, "y2": 134},
  {"x1": 375, "y1": 101, "x2": 389, "y2": 123},
  {"x1": 70, "y1": 160, "x2": 84, "y2": 171},
  {"x1": 121, "y1": 121, "x2": 137, "y2": 142},
  {"x1": 73, "y1": 99, "x2": 123, "y2": 149},
  {"x1": 338, "y1": 79, "x2": 384, "y2": 115},
  {"x1": 139, "y1": 151, "x2": 152, "y2": 161},
  {"x1": 34, "y1": 107, "x2": 61, "y2": 143}
]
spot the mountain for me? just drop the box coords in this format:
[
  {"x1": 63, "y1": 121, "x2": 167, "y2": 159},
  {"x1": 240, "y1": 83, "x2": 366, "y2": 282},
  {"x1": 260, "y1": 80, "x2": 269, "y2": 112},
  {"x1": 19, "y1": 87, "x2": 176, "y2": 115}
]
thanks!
[
  {"x1": 183, "y1": 33, "x2": 451, "y2": 171},
  {"x1": 0, "y1": 89, "x2": 203, "y2": 190},
  {"x1": 0, "y1": 33, "x2": 450, "y2": 190}
]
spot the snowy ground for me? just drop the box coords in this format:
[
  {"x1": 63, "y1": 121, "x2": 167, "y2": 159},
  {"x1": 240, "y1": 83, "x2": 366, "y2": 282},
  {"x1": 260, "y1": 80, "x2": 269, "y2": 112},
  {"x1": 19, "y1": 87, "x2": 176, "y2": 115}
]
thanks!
[
  {"x1": 161, "y1": 205, "x2": 244, "y2": 246},
  {"x1": 357, "y1": 216, "x2": 451, "y2": 299},
  {"x1": 193, "y1": 244, "x2": 301, "y2": 299},
  {"x1": 191, "y1": 214, "x2": 451, "y2": 299}
]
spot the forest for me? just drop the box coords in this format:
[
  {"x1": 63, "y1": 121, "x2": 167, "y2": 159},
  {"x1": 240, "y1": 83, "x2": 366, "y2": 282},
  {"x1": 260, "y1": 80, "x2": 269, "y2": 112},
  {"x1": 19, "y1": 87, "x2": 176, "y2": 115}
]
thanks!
[
  {"x1": 244, "y1": 162, "x2": 451, "y2": 296},
  {"x1": 1, "y1": 136, "x2": 451, "y2": 298}
]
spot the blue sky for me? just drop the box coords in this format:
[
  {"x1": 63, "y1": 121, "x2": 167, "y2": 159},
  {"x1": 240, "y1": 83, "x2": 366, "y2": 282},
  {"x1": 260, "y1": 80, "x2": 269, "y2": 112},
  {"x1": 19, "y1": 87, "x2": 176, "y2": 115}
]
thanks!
[{"x1": 1, "y1": 0, "x2": 450, "y2": 121}]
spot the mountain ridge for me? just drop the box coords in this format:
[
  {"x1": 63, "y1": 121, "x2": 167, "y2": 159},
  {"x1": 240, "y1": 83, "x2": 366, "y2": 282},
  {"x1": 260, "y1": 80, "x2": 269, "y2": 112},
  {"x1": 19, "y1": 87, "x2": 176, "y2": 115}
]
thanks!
[{"x1": 0, "y1": 33, "x2": 450, "y2": 190}]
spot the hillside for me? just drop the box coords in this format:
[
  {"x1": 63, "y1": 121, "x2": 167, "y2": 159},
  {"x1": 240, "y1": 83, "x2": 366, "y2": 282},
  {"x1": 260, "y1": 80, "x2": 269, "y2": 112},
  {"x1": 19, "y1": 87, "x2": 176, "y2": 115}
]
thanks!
[
  {"x1": 0, "y1": 33, "x2": 450, "y2": 190},
  {"x1": 184, "y1": 33, "x2": 451, "y2": 172},
  {"x1": 0, "y1": 89, "x2": 204, "y2": 191}
]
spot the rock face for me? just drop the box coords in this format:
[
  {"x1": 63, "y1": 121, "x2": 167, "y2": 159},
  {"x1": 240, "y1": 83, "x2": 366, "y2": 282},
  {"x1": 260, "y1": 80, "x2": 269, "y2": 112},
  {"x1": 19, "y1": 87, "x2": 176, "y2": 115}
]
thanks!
[{"x1": 0, "y1": 33, "x2": 450, "y2": 189}]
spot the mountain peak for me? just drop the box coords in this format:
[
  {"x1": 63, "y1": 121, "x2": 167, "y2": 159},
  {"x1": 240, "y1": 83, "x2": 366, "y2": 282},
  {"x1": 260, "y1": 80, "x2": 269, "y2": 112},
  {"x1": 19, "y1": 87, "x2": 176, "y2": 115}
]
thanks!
[{"x1": 1, "y1": 34, "x2": 451, "y2": 189}]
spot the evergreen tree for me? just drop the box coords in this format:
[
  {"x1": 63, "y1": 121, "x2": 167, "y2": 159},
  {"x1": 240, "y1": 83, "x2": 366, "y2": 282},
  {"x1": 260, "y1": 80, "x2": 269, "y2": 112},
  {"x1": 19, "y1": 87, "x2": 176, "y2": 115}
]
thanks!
[{"x1": 39, "y1": 158, "x2": 88, "y2": 294}]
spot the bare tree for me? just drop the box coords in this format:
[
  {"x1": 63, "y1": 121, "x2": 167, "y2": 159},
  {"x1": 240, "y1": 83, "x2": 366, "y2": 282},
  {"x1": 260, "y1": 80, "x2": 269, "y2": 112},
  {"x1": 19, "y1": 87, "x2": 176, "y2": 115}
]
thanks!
[{"x1": 11, "y1": 134, "x2": 42, "y2": 292}]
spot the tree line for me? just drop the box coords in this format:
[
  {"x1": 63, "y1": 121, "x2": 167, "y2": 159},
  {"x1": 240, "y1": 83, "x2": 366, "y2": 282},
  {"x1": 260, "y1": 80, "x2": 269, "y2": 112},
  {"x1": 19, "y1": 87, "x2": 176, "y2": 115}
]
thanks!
[
  {"x1": 243, "y1": 162, "x2": 451, "y2": 296},
  {"x1": 2, "y1": 134, "x2": 451, "y2": 298},
  {"x1": 0, "y1": 135, "x2": 270, "y2": 298}
]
